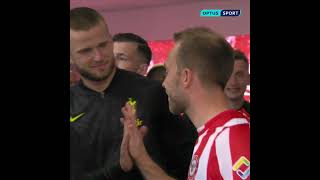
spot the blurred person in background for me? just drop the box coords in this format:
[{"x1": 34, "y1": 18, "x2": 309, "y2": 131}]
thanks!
[
  {"x1": 224, "y1": 49, "x2": 250, "y2": 114},
  {"x1": 113, "y1": 33, "x2": 152, "y2": 76}
]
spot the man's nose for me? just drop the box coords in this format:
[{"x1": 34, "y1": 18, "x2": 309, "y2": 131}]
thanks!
[
  {"x1": 93, "y1": 48, "x2": 103, "y2": 61},
  {"x1": 229, "y1": 75, "x2": 238, "y2": 85}
]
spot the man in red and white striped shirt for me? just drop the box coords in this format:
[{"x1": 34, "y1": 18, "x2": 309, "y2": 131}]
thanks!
[{"x1": 119, "y1": 27, "x2": 250, "y2": 180}]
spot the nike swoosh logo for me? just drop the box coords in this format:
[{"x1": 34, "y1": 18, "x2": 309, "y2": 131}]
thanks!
[{"x1": 70, "y1": 113, "x2": 85, "y2": 123}]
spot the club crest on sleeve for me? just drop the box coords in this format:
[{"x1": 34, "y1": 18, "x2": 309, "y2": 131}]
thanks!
[{"x1": 188, "y1": 155, "x2": 199, "y2": 180}]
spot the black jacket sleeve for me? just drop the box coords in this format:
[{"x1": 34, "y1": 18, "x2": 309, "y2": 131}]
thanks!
[
  {"x1": 70, "y1": 125, "x2": 126, "y2": 180},
  {"x1": 140, "y1": 83, "x2": 198, "y2": 180}
]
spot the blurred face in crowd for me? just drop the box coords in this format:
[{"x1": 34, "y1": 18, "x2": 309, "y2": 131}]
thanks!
[
  {"x1": 70, "y1": 21, "x2": 115, "y2": 82},
  {"x1": 224, "y1": 60, "x2": 250, "y2": 101},
  {"x1": 114, "y1": 41, "x2": 148, "y2": 75}
]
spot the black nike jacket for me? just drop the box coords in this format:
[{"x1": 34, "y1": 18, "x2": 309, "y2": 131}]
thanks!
[{"x1": 70, "y1": 69, "x2": 198, "y2": 180}]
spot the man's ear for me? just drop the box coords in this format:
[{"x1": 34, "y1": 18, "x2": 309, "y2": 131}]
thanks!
[
  {"x1": 181, "y1": 68, "x2": 192, "y2": 88},
  {"x1": 137, "y1": 64, "x2": 148, "y2": 76},
  {"x1": 70, "y1": 56, "x2": 74, "y2": 65}
]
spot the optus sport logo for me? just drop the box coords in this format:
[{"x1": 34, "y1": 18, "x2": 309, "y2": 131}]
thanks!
[{"x1": 200, "y1": 9, "x2": 241, "y2": 17}]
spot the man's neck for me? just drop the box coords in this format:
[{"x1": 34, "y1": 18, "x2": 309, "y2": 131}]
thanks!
[
  {"x1": 228, "y1": 97, "x2": 244, "y2": 110},
  {"x1": 186, "y1": 89, "x2": 230, "y2": 129},
  {"x1": 81, "y1": 68, "x2": 117, "y2": 93}
]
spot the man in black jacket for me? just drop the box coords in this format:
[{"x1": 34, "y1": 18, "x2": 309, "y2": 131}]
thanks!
[
  {"x1": 70, "y1": 7, "x2": 197, "y2": 180},
  {"x1": 224, "y1": 49, "x2": 250, "y2": 114}
]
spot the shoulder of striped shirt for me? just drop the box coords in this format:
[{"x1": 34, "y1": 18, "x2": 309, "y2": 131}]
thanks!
[{"x1": 223, "y1": 117, "x2": 249, "y2": 128}]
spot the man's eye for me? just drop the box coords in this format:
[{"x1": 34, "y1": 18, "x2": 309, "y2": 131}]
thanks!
[
  {"x1": 99, "y1": 42, "x2": 107, "y2": 48},
  {"x1": 236, "y1": 72, "x2": 244, "y2": 78},
  {"x1": 116, "y1": 56, "x2": 127, "y2": 61},
  {"x1": 79, "y1": 48, "x2": 91, "y2": 54}
]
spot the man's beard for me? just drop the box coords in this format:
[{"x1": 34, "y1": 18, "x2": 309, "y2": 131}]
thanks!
[
  {"x1": 78, "y1": 69, "x2": 109, "y2": 81},
  {"x1": 76, "y1": 63, "x2": 115, "y2": 82},
  {"x1": 167, "y1": 92, "x2": 186, "y2": 115}
]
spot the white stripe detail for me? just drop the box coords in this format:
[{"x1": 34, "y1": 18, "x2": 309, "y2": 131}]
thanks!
[
  {"x1": 224, "y1": 118, "x2": 249, "y2": 127},
  {"x1": 195, "y1": 126, "x2": 225, "y2": 179},
  {"x1": 197, "y1": 125, "x2": 205, "y2": 133},
  {"x1": 216, "y1": 128, "x2": 233, "y2": 180},
  {"x1": 193, "y1": 130, "x2": 208, "y2": 156}
]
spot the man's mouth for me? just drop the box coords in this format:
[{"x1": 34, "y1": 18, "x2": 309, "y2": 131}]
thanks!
[
  {"x1": 227, "y1": 87, "x2": 240, "y2": 91},
  {"x1": 92, "y1": 62, "x2": 108, "y2": 69}
]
